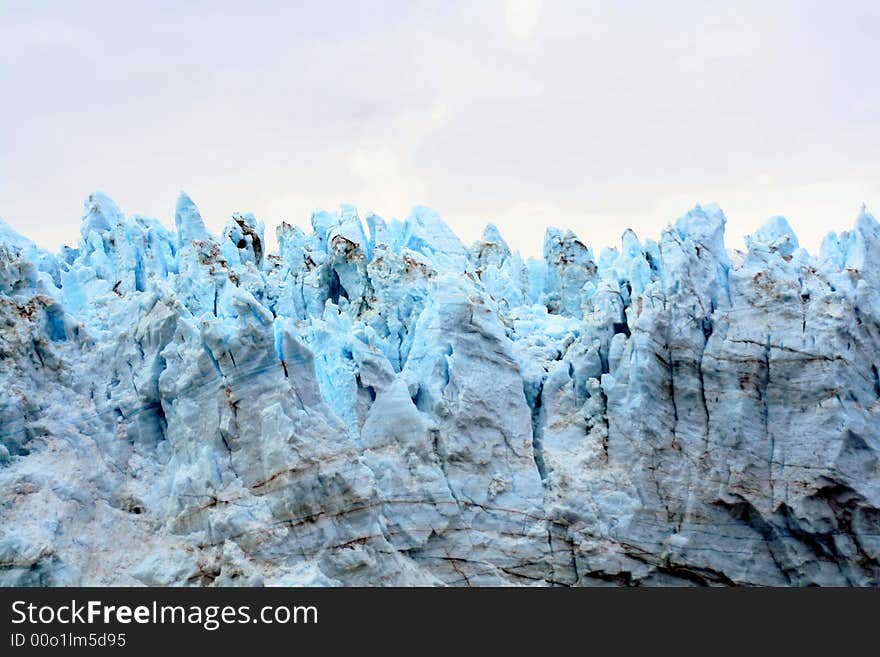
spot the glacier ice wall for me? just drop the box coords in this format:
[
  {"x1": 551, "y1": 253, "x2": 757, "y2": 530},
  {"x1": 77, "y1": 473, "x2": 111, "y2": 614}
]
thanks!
[{"x1": 1, "y1": 193, "x2": 879, "y2": 586}]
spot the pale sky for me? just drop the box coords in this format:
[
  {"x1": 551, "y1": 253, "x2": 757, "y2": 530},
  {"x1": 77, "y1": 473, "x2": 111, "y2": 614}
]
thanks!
[{"x1": 1, "y1": 0, "x2": 878, "y2": 257}]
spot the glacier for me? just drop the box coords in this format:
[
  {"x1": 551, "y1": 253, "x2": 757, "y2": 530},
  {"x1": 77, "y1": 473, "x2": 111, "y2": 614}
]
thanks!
[{"x1": 1, "y1": 192, "x2": 879, "y2": 586}]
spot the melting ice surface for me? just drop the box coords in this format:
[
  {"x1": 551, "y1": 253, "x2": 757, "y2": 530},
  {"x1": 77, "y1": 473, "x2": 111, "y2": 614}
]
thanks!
[{"x1": 1, "y1": 192, "x2": 879, "y2": 586}]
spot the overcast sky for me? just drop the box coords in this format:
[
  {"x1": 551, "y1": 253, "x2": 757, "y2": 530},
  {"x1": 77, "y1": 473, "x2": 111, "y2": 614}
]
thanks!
[{"x1": 1, "y1": 0, "x2": 878, "y2": 257}]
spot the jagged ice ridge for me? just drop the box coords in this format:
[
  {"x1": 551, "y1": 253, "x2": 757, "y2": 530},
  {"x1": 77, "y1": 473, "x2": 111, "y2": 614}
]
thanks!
[{"x1": 1, "y1": 192, "x2": 879, "y2": 586}]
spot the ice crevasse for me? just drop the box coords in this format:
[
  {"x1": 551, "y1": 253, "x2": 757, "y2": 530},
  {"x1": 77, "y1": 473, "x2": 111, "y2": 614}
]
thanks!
[{"x1": 0, "y1": 192, "x2": 879, "y2": 586}]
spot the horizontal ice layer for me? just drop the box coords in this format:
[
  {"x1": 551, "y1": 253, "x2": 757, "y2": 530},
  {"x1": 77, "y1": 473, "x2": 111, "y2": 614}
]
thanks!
[{"x1": 0, "y1": 192, "x2": 879, "y2": 586}]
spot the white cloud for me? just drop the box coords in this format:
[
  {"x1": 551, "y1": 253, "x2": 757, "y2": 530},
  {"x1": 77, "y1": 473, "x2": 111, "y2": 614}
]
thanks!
[
  {"x1": 20, "y1": 21, "x2": 82, "y2": 47},
  {"x1": 431, "y1": 102, "x2": 451, "y2": 124},
  {"x1": 503, "y1": 0, "x2": 543, "y2": 40},
  {"x1": 346, "y1": 145, "x2": 426, "y2": 219}
]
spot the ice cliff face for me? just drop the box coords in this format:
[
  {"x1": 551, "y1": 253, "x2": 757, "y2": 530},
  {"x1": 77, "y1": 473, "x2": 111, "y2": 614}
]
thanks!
[{"x1": 1, "y1": 193, "x2": 879, "y2": 586}]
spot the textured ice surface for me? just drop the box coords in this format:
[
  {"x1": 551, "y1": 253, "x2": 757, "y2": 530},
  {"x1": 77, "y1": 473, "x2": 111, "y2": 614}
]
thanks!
[{"x1": 1, "y1": 194, "x2": 879, "y2": 586}]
